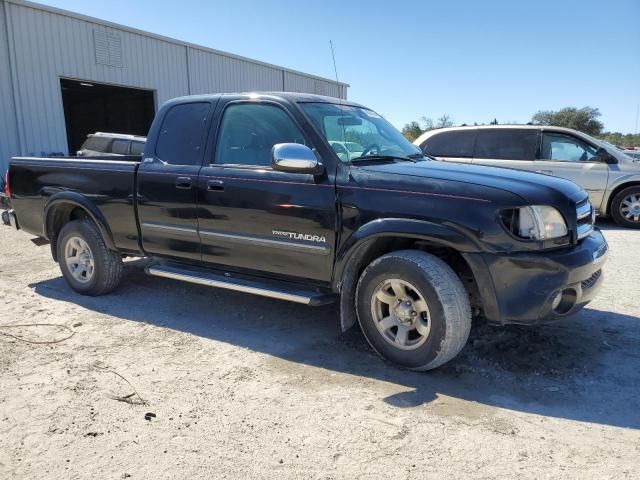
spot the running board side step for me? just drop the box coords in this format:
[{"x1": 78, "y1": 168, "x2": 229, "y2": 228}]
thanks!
[{"x1": 145, "y1": 264, "x2": 335, "y2": 306}]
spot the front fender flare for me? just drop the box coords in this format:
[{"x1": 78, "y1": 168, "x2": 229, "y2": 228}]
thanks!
[
  {"x1": 334, "y1": 218, "x2": 482, "y2": 332},
  {"x1": 334, "y1": 218, "x2": 481, "y2": 284}
]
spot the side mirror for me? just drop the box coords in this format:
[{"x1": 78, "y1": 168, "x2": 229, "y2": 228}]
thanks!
[
  {"x1": 596, "y1": 147, "x2": 618, "y2": 164},
  {"x1": 272, "y1": 143, "x2": 324, "y2": 175}
]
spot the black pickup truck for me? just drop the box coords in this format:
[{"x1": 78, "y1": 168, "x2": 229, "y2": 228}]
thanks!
[{"x1": 2, "y1": 92, "x2": 608, "y2": 370}]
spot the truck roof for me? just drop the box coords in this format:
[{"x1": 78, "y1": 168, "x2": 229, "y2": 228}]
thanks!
[{"x1": 165, "y1": 92, "x2": 364, "y2": 108}]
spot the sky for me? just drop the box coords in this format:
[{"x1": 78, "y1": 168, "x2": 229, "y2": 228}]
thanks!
[{"x1": 40, "y1": 0, "x2": 640, "y2": 133}]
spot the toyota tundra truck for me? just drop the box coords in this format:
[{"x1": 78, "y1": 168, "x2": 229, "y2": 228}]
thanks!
[{"x1": 2, "y1": 93, "x2": 609, "y2": 370}]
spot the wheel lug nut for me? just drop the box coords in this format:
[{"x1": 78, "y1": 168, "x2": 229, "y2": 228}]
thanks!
[
  {"x1": 406, "y1": 301, "x2": 411, "y2": 306},
  {"x1": 411, "y1": 311, "x2": 417, "y2": 316}
]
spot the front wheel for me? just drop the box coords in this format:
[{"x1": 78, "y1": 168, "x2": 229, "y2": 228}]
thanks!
[
  {"x1": 57, "y1": 219, "x2": 123, "y2": 295},
  {"x1": 355, "y1": 250, "x2": 471, "y2": 371},
  {"x1": 611, "y1": 186, "x2": 640, "y2": 228}
]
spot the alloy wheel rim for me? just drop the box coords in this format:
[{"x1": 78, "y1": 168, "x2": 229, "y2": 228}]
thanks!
[
  {"x1": 64, "y1": 236, "x2": 95, "y2": 283},
  {"x1": 370, "y1": 278, "x2": 431, "y2": 351},
  {"x1": 620, "y1": 194, "x2": 640, "y2": 222}
]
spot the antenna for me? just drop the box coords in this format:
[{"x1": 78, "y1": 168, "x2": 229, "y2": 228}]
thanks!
[
  {"x1": 329, "y1": 40, "x2": 347, "y2": 146},
  {"x1": 329, "y1": 40, "x2": 340, "y2": 87}
]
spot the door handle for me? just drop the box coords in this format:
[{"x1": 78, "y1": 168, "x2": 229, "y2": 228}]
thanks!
[
  {"x1": 175, "y1": 176, "x2": 192, "y2": 189},
  {"x1": 207, "y1": 179, "x2": 225, "y2": 191},
  {"x1": 535, "y1": 169, "x2": 553, "y2": 175}
]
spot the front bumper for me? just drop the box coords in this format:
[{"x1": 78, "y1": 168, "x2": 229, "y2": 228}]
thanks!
[
  {"x1": 464, "y1": 229, "x2": 608, "y2": 325},
  {"x1": 1, "y1": 208, "x2": 19, "y2": 229}
]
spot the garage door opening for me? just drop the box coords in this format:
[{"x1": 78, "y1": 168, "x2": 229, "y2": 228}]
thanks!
[{"x1": 60, "y1": 78, "x2": 155, "y2": 154}]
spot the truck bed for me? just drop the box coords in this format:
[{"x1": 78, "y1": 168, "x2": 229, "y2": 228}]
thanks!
[{"x1": 9, "y1": 156, "x2": 142, "y2": 254}]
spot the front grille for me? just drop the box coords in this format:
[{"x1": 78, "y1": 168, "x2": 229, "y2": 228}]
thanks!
[
  {"x1": 576, "y1": 199, "x2": 594, "y2": 240},
  {"x1": 581, "y1": 269, "x2": 602, "y2": 289}
]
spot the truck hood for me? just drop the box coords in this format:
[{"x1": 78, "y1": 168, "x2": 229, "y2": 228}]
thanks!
[{"x1": 358, "y1": 160, "x2": 588, "y2": 205}]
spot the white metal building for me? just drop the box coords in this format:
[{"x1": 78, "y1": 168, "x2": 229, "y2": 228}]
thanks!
[{"x1": 0, "y1": 0, "x2": 348, "y2": 171}]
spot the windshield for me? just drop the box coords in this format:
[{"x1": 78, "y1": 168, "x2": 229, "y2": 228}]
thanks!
[
  {"x1": 300, "y1": 103, "x2": 422, "y2": 162},
  {"x1": 587, "y1": 135, "x2": 636, "y2": 161}
]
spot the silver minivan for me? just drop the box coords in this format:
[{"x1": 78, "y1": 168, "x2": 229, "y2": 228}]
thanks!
[{"x1": 415, "y1": 125, "x2": 640, "y2": 228}]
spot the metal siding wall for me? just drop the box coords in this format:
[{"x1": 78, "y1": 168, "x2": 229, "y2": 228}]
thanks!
[
  {"x1": 6, "y1": 2, "x2": 190, "y2": 155},
  {"x1": 2, "y1": 1, "x2": 347, "y2": 162},
  {"x1": 0, "y1": 1, "x2": 21, "y2": 173},
  {"x1": 188, "y1": 48, "x2": 283, "y2": 94},
  {"x1": 284, "y1": 71, "x2": 345, "y2": 99}
]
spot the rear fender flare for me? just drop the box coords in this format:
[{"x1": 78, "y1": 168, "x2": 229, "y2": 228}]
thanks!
[{"x1": 44, "y1": 192, "x2": 116, "y2": 256}]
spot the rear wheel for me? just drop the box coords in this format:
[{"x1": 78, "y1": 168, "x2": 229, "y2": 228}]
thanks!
[
  {"x1": 57, "y1": 220, "x2": 123, "y2": 295},
  {"x1": 611, "y1": 186, "x2": 640, "y2": 228},
  {"x1": 355, "y1": 250, "x2": 471, "y2": 371}
]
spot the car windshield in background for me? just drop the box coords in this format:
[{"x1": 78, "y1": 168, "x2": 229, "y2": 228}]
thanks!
[{"x1": 300, "y1": 103, "x2": 423, "y2": 162}]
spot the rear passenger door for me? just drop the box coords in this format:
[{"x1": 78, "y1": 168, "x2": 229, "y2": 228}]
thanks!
[
  {"x1": 419, "y1": 130, "x2": 475, "y2": 164},
  {"x1": 471, "y1": 129, "x2": 540, "y2": 172},
  {"x1": 137, "y1": 101, "x2": 213, "y2": 261}
]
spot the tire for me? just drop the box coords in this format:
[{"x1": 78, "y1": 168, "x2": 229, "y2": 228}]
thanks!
[
  {"x1": 610, "y1": 186, "x2": 640, "y2": 228},
  {"x1": 355, "y1": 250, "x2": 471, "y2": 371},
  {"x1": 56, "y1": 219, "x2": 123, "y2": 295}
]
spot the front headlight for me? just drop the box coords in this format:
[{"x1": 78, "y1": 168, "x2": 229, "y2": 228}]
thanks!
[{"x1": 502, "y1": 206, "x2": 568, "y2": 240}]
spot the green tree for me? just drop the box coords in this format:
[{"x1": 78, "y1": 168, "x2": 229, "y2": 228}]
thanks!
[
  {"x1": 401, "y1": 121, "x2": 424, "y2": 142},
  {"x1": 531, "y1": 106, "x2": 604, "y2": 136},
  {"x1": 599, "y1": 132, "x2": 640, "y2": 147}
]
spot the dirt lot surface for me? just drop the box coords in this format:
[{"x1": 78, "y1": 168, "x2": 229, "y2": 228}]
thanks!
[{"x1": 1, "y1": 221, "x2": 639, "y2": 479}]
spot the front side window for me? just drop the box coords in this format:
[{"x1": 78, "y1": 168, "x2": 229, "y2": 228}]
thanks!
[
  {"x1": 301, "y1": 103, "x2": 421, "y2": 162},
  {"x1": 156, "y1": 102, "x2": 210, "y2": 165},
  {"x1": 214, "y1": 103, "x2": 307, "y2": 167},
  {"x1": 541, "y1": 133, "x2": 598, "y2": 162},
  {"x1": 130, "y1": 141, "x2": 145, "y2": 155},
  {"x1": 110, "y1": 139, "x2": 130, "y2": 155},
  {"x1": 421, "y1": 130, "x2": 476, "y2": 157},
  {"x1": 474, "y1": 129, "x2": 538, "y2": 160}
]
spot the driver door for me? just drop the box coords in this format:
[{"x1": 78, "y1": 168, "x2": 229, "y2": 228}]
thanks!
[{"x1": 196, "y1": 100, "x2": 337, "y2": 283}]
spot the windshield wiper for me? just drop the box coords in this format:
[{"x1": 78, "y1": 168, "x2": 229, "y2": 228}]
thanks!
[{"x1": 351, "y1": 155, "x2": 417, "y2": 163}]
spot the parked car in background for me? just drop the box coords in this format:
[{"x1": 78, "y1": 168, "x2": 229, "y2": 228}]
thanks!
[
  {"x1": 77, "y1": 132, "x2": 146, "y2": 157},
  {"x1": 622, "y1": 149, "x2": 640, "y2": 160},
  {"x1": 329, "y1": 141, "x2": 364, "y2": 161},
  {"x1": 415, "y1": 125, "x2": 640, "y2": 228}
]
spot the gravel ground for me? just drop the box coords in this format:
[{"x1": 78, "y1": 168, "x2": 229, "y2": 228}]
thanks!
[{"x1": 1, "y1": 221, "x2": 639, "y2": 479}]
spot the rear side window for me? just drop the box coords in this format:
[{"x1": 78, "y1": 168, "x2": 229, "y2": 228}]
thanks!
[
  {"x1": 81, "y1": 136, "x2": 112, "y2": 153},
  {"x1": 214, "y1": 103, "x2": 307, "y2": 167},
  {"x1": 110, "y1": 139, "x2": 130, "y2": 155},
  {"x1": 130, "y1": 141, "x2": 145, "y2": 155},
  {"x1": 474, "y1": 129, "x2": 538, "y2": 160},
  {"x1": 421, "y1": 130, "x2": 476, "y2": 157},
  {"x1": 156, "y1": 102, "x2": 210, "y2": 165}
]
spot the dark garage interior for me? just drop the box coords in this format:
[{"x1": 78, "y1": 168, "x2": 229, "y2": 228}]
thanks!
[{"x1": 60, "y1": 78, "x2": 155, "y2": 153}]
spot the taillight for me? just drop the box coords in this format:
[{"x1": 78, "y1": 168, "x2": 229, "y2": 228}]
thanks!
[{"x1": 4, "y1": 170, "x2": 9, "y2": 198}]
